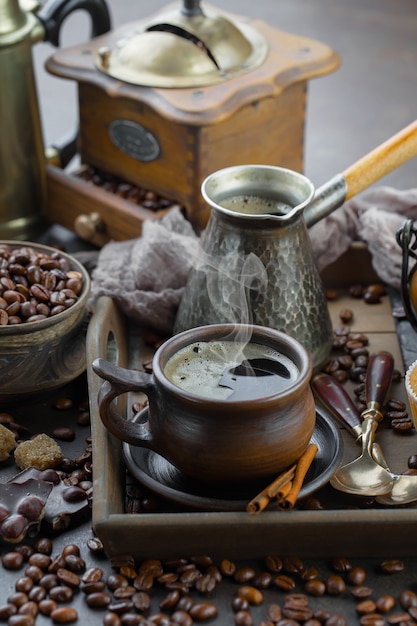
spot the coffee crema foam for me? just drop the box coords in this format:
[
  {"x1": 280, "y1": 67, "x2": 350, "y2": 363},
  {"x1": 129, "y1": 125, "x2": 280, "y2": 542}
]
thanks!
[
  {"x1": 164, "y1": 340, "x2": 299, "y2": 401},
  {"x1": 220, "y1": 194, "x2": 293, "y2": 216}
]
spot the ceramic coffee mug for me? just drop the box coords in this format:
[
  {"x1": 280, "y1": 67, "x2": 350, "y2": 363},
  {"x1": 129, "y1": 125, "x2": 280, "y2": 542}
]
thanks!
[{"x1": 92, "y1": 323, "x2": 316, "y2": 486}]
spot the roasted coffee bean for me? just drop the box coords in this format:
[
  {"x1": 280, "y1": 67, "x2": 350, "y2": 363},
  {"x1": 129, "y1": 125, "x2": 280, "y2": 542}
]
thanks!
[
  {"x1": 160, "y1": 589, "x2": 180, "y2": 609},
  {"x1": 391, "y1": 418, "x2": 413, "y2": 433},
  {"x1": 332, "y1": 557, "x2": 353, "y2": 574},
  {"x1": 50, "y1": 606, "x2": 79, "y2": 623},
  {"x1": 103, "y1": 612, "x2": 122, "y2": 626},
  {"x1": 34, "y1": 537, "x2": 53, "y2": 555},
  {"x1": 85, "y1": 591, "x2": 112, "y2": 608},
  {"x1": 234, "y1": 609, "x2": 254, "y2": 625},
  {"x1": 28, "y1": 552, "x2": 51, "y2": 570},
  {"x1": 237, "y1": 585, "x2": 264, "y2": 605},
  {"x1": 15, "y1": 576, "x2": 34, "y2": 594},
  {"x1": 28, "y1": 586, "x2": 46, "y2": 603},
  {"x1": 48, "y1": 585, "x2": 73, "y2": 603},
  {"x1": 189, "y1": 601, "x2": 218, "y2": 620},
  {"x1": 398, "y1": 589, "x2": 417, "y2": 609},
  {"x1": 86, "y1": 537, "x2": 104, "y2": 554},
  {"x1": 232, "y1": 596, "x2": 250, "y2": 612},
  {"x1": 326, "y1": 574, "x2": 346, "y2": 595},
  {"x1": 347, "y1": 567, "x2": 367, "y2": 585},
  {"x1": 8, "y1": 592, "x2": 29, "y2": 608},
  {"x1": 108, "y1": 573, "x2": 129, "y2": 591},
  {"x1": 171, "y1": 609, "x2": 193, "y2": 626},
  {"x1": 339, "y1": 308, "x2": 353, "y2": 323},
  {"x1": 338, "y1": 355, "x2": 354, "y2": 369},
  {"x1": 264, "y1": 555, "x2": 283, "y2": 573},
  {"x1": 304, "y1": 579, "x2": 326, "y2": 596},
  {"x1": 80, "y1": 581, "x2": 106, "y2": 595},
  {"x1": 25, "y1": 565, "x2": 44, "y2": 583},
  {"x1": 39, "y1": 573, "x2": 59, "y2": 590},
  {"x1": 17, "y1": 601, "x2": 38, "y2": 617},
  {"x1": 52, "y1": 427, "x2": 75, "y2": 442},
  {"x1": 56, "y1": 567, "x2": 80, "y2": 588},
  {"x1": 38, "y1": 599, "x2": 58, "y2": 616},
  {"x1": 374, "y1": 594, "x2": 395, "y2": 613},
  {"x1": 332, "y1": 369, "x2": 349, "y2": 383},
  {"x1": 195, "y1": 573, "x2": 217, "y2": 593},
  {"x1": 273, "y1": 575, "x2": 296, "y2": 591},
  {"x1": 2, "y1": 551, "x2": 24, "y2": 570},
  {"x1": 355, "y1": 599, "x2": 377, "y2": 614},
  {"x1": 266, "y1": 603, "x2": 282, "y2": 622},
  {"x1": 64, "y1": 554, "x2": 86, "y2": 574},
  {"x1": 349, "y1": 284, "x2": 364, "y2": 298},
  {"x1": 283, "y1": 605, "x2": 313, "y2": 621},
  {"x1": 387, "y1": 398, "x2": 407, "y2": 411},
  {"x1": 253, "y1": 572, "x2": 272, "y2": 589},
  {"x1": 0, "y1": 603, "x2": 17, "y2": 619},
  {"x1": 283, "y1": 556, "x2": 304, "y2": 574},
  {"x1": 351, "y1": 586, "x2": 374, "y2": 599},
  {"x1": 131, "y1": 591, "x2": 151, "y2": 612},
  {"x1": 380, "y1": 559, "x2": 405, "y2": 574},
  {"x1": 234, "y1": 567, "x2": 256, "y2": 584},
  {"x1": 107, "y1": 600, "x2": 135, "y2": 614},
  {"x1": 62, "y1": 485, "x2": 88, "y2": 503}
]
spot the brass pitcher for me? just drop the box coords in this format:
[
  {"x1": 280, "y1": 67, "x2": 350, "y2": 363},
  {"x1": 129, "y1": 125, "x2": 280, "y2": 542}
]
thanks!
[
  {"x1": 174, "y1": 120, "x2": 417, "y2": 369},
  {"x1": 0, "y1": 0, "x2": 111, "y2": 239}
]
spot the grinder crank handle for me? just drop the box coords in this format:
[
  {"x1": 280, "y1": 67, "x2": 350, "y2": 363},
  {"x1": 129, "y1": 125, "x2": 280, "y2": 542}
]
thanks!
[
  {"x1": 365, "y1": 351, "x2": 394, "y2": 411},
  {"x1": 312, "y1": 373, "x2": 363, "y2": 439}
]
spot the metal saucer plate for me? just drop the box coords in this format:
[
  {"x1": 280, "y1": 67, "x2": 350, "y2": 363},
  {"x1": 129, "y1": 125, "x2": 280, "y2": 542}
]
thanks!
[{"x1": 122, "y1": 409, "x2": 343, "y2": 512}]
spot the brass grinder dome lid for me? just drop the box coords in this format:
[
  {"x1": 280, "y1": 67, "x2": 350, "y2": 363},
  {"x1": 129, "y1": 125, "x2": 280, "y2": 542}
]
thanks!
[{"x1": 95, "y1": 2, "x2": 269, "y2": 88}]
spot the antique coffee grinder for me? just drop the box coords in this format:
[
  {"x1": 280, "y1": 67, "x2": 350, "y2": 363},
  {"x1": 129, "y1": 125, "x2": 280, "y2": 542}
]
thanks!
[{"x1": 44, "y1": 0, "x2": 340, "y2": 241}]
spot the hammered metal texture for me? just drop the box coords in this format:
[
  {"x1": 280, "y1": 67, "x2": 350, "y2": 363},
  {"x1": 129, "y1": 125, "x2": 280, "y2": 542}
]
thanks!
[{"x1": 174, "y1": 210, "x2": 333, "y2": 369}]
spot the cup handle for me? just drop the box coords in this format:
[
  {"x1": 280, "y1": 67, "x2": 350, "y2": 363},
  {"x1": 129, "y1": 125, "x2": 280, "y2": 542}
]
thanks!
[{"x1": 92, "y1": 358, "x2": 156, "y2": 448}]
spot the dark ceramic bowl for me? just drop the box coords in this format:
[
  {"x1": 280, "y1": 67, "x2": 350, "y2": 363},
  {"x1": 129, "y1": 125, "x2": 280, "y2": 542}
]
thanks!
[{"x1": 0, "y1": 241, "x2": 91, "y2": 403}]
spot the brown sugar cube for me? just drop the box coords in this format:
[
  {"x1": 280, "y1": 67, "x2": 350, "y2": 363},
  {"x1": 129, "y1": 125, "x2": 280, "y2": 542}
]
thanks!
[
  {"x1": 0, "y1": 424, "x2": 16, "y2": 461},
  {"x1": 14, "y1": 434, "x2": 64, "y2": 470}
]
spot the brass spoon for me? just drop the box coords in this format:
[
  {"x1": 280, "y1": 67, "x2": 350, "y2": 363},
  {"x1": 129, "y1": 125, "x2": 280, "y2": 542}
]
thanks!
[
  {"x1": 326, "y1": 352, "x2": 394, "y2": 496},
  {"x1": 313, "y1": 372, "x2": 417, "y2": 505}
]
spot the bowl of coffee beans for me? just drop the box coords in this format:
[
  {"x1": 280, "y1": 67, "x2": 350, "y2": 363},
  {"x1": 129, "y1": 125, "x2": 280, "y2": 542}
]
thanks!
[{"x1": 0, "y1": 241, "x2": 91, "y2": 403}]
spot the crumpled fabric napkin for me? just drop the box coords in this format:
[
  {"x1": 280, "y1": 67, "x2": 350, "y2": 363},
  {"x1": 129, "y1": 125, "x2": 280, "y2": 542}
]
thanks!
[
  {"x1": 309, "y1": 186, "x2": 417, "y2": 288},
  {"x1": 89, "y1": 186, "x2": 417, "y2": 333},
  {"x1": 88, "y1": 209, "x2": 199, "y2": 334}
]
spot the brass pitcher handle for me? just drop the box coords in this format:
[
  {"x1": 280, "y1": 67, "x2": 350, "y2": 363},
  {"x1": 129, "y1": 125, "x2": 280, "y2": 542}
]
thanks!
[
  {"x1": 397, "y1": 219, "x2": 417, "y2": 332},
  {"x1": 37, "y1": 0, "x2": 111, "y2": 46},
  {"x1": 92, "y1": 358, "x2": 157, "y2": 449},
  {"x1": 36, "y1": 0, "x2": 112, "y2": 167}
]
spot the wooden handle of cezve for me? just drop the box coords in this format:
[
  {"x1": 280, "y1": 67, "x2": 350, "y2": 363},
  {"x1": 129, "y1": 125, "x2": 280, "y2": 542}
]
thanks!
[
  {"x1": 365, "y1": 352, "x2": 394, "y2": 409},
  {"x1": 312, "y1": 373, "x2": 362, "y2": 433},
  {"x1": 343, "y1": 119, "x2": 417, "y2": 200}
]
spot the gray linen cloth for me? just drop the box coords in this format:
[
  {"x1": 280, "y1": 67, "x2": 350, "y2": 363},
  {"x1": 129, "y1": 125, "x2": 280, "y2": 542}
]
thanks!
[{"x1": 88, "y1": 187, "x2": 417, "y2": 333}]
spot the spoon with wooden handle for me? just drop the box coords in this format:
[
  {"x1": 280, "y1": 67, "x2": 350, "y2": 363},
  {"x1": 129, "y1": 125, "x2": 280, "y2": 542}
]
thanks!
[{"x1": 316, "y1": 352, "x2": 394, "y2": 496}]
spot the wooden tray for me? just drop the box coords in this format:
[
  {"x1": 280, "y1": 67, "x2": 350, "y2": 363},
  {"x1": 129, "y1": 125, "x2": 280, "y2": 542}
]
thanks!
[{"x1": 86, "y1": 263, "x2": 417, "y2": 560}]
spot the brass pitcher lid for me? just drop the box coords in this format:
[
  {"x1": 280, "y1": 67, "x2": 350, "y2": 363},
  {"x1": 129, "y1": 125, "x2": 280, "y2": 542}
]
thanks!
[{"x1": 95, "y1": 1, "x2": 269, "y2": 88}]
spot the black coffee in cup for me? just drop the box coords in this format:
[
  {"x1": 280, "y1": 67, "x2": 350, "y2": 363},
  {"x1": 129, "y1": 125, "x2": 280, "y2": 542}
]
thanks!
[{"x1": 164, "y1": 340, "x2": 299, "y2": 401}]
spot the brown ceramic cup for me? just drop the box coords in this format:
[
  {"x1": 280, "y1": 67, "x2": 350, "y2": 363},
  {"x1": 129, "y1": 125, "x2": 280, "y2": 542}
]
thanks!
[{"x1": 92, "y1": 323, "x2": 316, "y2": 486}]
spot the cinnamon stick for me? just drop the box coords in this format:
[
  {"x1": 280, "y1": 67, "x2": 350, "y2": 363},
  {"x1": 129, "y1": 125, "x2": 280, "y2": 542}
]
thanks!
[
  {"x1": 276, "y1": 443, "x2": 318, "y2": 511},
  {"x1": 246, "y1": 463, "x2": 296, "y2": 514}
]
